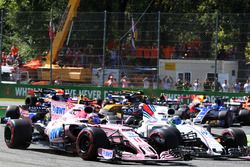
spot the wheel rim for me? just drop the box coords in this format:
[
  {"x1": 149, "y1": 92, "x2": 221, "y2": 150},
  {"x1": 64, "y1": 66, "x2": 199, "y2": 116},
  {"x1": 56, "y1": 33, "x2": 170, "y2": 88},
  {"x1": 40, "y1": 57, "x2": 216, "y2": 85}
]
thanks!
[
  {"x1": 79, "y1": 133, "x2": 91, "y2": 154},
  {"x1": 4, "y1": 126, "x2": 12, "y2": 144},
  {"x1": 150, "y1": 133, "x2": 166, "y2": 147},
  {"x1": 222, "y1": 132, "x2": 235, "y2": 147}
]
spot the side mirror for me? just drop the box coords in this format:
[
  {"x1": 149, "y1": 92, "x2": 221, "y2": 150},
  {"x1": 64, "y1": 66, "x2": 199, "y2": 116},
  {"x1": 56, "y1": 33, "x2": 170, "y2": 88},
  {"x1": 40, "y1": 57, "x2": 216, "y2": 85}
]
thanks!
[{"x1": 168, "y1": 108, "x2": 175, "y2": 115}]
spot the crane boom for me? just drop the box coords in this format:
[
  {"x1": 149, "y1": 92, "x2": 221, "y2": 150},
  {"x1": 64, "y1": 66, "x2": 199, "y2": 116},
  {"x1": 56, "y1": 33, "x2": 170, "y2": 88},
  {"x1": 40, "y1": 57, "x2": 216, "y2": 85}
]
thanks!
[{"x1": 46, "y1": 0, "x2": 80, "y2": 64}]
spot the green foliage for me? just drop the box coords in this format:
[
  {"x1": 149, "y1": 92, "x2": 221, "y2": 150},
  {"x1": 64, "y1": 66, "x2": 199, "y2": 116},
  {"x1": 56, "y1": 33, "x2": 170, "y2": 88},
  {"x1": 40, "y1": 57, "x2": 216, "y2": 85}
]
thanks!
[
  {"x1": 245, "y1": 42, "x2": 250, "y2": 64},
  {"x1": 1, "y1": 0, "x2": 250, "y2": 62},
  {"x1": 1, "y1": 0, "x2": 67, "y2": 60}
]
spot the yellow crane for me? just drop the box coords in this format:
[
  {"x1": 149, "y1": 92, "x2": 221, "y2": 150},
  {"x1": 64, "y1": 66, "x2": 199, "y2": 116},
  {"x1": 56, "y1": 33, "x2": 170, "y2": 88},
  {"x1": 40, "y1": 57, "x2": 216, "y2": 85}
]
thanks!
[{"x1": 38, "y1": 0, "x2": 91, "y2": 84}]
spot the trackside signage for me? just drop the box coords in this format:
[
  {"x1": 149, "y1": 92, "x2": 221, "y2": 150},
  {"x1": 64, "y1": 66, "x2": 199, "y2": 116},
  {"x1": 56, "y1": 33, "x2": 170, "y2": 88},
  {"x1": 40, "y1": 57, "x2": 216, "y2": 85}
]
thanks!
[
  {"x1": 1, "y1": 84, "x2": 105, "y2": 99},
  {"x1": 0, "y1": 83, "x2": 248, "y2": 101}
]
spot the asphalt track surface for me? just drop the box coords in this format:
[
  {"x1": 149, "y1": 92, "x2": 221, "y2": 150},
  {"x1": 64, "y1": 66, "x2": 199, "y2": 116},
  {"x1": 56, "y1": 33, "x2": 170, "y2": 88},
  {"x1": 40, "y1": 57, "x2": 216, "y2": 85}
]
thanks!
[{"x1": 0, "y1": 101, "x2": 250, "y2": 167}]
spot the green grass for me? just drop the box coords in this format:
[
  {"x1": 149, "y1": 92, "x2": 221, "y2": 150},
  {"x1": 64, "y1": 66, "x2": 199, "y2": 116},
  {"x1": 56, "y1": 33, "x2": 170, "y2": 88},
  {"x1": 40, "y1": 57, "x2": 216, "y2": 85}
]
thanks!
[
  {"x1": 0, "y1": 106, "x2": 6, "y2": 117},
  {"x1": 0, "y1": 98, "x2": 24, "y2": 102}
]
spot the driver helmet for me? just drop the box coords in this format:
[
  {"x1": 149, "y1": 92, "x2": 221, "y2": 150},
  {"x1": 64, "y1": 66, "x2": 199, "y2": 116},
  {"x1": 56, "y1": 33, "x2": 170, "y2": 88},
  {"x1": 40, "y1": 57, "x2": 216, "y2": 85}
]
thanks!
[
  {"x1": 211, "y1": 103, "x2": 218, "y2": 109},
  {"x1": 170, "y1": 115, "x2": 182, "y2": 125},
  {"x1": 122, "y1": 99, "x2": 128, "y2": 105},
  {"x1": 87, "y1": 113, "x2": 101, "y2": 124}
]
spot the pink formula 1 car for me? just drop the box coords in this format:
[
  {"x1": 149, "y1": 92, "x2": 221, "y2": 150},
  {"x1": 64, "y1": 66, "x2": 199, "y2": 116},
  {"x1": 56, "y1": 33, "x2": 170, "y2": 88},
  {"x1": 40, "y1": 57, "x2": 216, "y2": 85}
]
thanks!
[{"x1": 4, "y1": 100, "x2": 189, "y2": 163}]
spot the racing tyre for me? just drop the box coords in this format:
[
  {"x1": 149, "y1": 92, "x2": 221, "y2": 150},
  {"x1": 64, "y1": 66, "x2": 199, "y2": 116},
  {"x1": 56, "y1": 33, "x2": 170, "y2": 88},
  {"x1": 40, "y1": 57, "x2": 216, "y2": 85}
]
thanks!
[
  {"x1": 149, "y1": 126, "x2": 182, "y2": 153},
  {"x1": 5, "y1": 105, "x2": 20, "y2": 119},
  {"x1": 238, "y1": 109, "x2": 250, "y2": 125},
  {"x1": 4, "y1": 119, "x2": 32, "y2": 149},
  {"x1": 221, "y1": 128, "x2": 247, "y2": 148},
  {"x1": 25, "y1": 95, "x2": 37, "y2": 106},
  {"x1": 76, "y1": 127, "x2": 110, "y2": 161},
  {"x1": 218, "y1": 110, "x2": 233, "y2": 128},
  {"x1": 229, "y1": 106, "x2": 238, "y2": 113}
]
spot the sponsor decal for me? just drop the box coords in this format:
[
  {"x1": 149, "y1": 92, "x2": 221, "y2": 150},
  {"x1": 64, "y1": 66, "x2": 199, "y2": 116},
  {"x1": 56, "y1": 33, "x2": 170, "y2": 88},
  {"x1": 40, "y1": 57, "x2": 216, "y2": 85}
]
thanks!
[
  {"x1": 49, "y1": 127, "x2": 63, "y2": 141},
  {"x1": 101, "y1": 149, "x2": 114, "y2": 159},
  {"x1": 124, "y1": 131, "x2": 139, "y2": 138},
  {"x1": 51, "y1": 100, "x2": 66, "y2": 120}
]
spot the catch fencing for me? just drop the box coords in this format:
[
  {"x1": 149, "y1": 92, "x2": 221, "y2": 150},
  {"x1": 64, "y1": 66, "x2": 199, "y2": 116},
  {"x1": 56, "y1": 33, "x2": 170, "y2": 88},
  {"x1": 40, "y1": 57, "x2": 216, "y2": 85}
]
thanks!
[{"x1": 1, "y1": 11, "x2": 250, "y2": 92}]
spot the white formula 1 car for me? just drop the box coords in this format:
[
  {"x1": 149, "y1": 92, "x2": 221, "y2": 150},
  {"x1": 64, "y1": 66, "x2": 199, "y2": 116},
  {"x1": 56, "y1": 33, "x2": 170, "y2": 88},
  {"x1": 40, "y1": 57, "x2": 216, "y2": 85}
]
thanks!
[{"x1": 134, "y1": 103, "x2": 250, "y2": 159}]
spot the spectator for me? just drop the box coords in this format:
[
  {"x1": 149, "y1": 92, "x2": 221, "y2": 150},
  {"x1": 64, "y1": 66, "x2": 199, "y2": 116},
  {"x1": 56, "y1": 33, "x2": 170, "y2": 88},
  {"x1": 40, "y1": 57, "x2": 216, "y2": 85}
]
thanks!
[
  {"x1": 11, "y1": 44, "x2": 19, "y2": 60},
  {"x1": 244, "y1": 79, "x2": 250, "y2": 93},
  {"x1": 162, "y1": 76, "x2": 173, "y2": 90},
  {"x1": 1, "y1": 51, "x2": 6, "y2": 65},
  {"x1": 152, "y1": 75, "x2": 158, "y2": 89},
  {"x1": 203, "y1": 78, "x2": 211, "y2": 91},
  {"x1": 54, "y1": 76, "x2": 62, "y2": 85},
  {"x1": 232, "y1": 80, "x2": 241, "y2": 93},
  {"x1": 175, "y1": 78, "x2": 183, "y2": 90},
  {"x1": 120, "y1": 75, "x2": 129, "y2": 88},
  {"x1": 14, "y1": 54, "x2": 22, "y2": 68},
  {"x1": 104, "y1": 74, "x2": 115, "y2": 87},
  {"x1": 6, "y1": 53, "x2": 13, "y2": 65},
  {"x1": 183, "y1": 80, "x2": 191, "y2": 90},
  {"x1": 221, "y1": 80, "x2": 229, "y2": 92},
  {"x1": 211, "y1": 78, "x2": 222, "y2": 92},
  {"x1": 143, "y1": 77, "x2": 150, "y2": 89},
  {"x1": 192, "y1": 79, "x2": 201, "y2": 91}
]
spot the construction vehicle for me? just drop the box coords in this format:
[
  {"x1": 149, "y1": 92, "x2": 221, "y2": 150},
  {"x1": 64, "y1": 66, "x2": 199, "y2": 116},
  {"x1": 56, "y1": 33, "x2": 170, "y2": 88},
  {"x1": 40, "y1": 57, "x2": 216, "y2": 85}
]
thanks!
[{"x1": 38, "y1": 0, "x2": 91, "y2": 84}]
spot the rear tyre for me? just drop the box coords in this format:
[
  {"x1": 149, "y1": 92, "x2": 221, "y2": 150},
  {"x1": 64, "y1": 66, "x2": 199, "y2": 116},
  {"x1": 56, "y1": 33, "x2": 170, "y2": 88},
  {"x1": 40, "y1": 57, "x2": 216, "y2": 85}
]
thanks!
[
  {"x1": 4, "y1": 119, "x2": 32, "y2": 149},
  {"x1": 221, "y1": 128, "x2": 247, "y2": 148},
  {"x1": 239, "y1": 109, "x2": 250, "y2": 125},
  {"x1": 76, "y1": 127, "x2": 110, "y2": 161},
  {"x1": 5, "y1": 105, "x2": 20, "y2": 119},
  {"x1": 218, "y1": 110, "x2": 233, "y2": 128},
  {"x1": 149, "y1": 126, "x2": 182, "y2": 153},
  {"x1": 25, "y1": 95, "x2": 37, "y2": 106}
]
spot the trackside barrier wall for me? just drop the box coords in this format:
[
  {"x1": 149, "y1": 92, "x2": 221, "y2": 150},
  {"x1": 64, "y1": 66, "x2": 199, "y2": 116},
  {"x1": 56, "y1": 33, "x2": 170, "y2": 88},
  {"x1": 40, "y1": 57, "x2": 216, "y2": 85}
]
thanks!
[{"x1": 0, "y1": 83, "x2": 249, "y2": 103}]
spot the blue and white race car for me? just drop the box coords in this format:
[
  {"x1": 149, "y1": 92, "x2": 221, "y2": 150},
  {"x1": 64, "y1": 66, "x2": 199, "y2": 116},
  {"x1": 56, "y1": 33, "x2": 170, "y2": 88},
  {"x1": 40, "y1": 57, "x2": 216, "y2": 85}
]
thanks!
[{"x1": 133, "y1": 103, "x2": 250, "y2": 159}]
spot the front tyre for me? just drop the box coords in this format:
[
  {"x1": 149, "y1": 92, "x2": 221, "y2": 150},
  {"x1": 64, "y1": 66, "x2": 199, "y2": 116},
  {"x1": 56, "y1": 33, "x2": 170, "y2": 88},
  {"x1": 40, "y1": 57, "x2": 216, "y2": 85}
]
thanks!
[
  {"x1": 221, "y1": 128, "x2": 247, "y2": 149},
  {"x1": 149, "y1": 126, "x2": 182, "y2": 153},
  {"x1": 76, "y1": 127, "x2": 109, "y2": 161}
]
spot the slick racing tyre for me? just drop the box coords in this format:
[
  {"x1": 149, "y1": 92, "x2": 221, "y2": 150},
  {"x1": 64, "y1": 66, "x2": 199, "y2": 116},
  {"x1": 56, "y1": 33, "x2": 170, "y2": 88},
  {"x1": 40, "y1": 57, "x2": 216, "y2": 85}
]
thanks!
[
  {"x1": 25, "y1": 95, "x2": 37, "y2": 106},
  {"x1": 4, "y1": 119, "x2": 32, "y2": 149},
  {"x1": 218, "y1": 110, "x2": 233, "y2": 128},
  {"x1": 76, "y1": 127, "x2": 110, "y2": 160},
  {"x1": 149, "y1": 126, "x2": 182, "y2": 153},
  {"x1": 239, "y1": 109, "x2": 250, "y2": 125},
  {"x1": 5, "y1": 105, "x2": 20, "y2": 119},
  {"x1": 221, "y1": 128, "x2": 247, "y2": 148}
]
